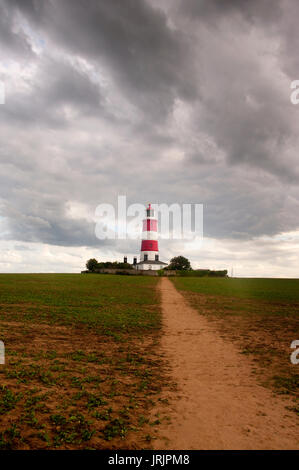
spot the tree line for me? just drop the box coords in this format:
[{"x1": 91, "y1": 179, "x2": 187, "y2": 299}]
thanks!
[{"x1": 85, "y1": 256, "x2": 227, "y2": 277}]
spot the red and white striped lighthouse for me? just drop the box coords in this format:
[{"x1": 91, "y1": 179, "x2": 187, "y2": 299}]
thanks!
[
  {"x1": 141, "y1": 203, "x2": 158, "y2": 261},
  {"x1": 135, "y1": 204, "x2": 167, "y2": 271}
]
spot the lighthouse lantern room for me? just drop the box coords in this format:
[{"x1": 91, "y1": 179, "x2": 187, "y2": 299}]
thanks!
[{"x1": 134, "y1": 204, "x2": 168, "y2": 271}]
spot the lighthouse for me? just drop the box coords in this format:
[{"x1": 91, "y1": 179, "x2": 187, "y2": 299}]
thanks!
[{"x1": 134, "y1": 204, "x2": 168, "y2": 271}]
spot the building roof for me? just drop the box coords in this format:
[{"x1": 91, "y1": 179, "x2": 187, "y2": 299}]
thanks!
[{"x1": 136, "y1": 260, "x2": 168, "y2": 266}]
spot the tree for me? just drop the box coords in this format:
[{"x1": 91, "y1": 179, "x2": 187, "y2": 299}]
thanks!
[
  {"x1": 168, "y1": 255, "x2": 191, "y2": 271},
  {"x1": 86, "y1": 258, "x2": 99, "y2": 272}
]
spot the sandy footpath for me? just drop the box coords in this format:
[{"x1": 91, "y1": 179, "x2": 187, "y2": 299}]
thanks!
[{"x1": 152, "y1": 278, "x2": 298, "y2": 450}]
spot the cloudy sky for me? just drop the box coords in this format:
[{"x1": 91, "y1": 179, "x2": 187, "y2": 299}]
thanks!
[{"x1": 1, "y1": 0, "x2": 299, "y2": 277}]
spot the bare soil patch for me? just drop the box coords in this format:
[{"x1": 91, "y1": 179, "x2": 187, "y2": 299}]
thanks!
[{"x1": 0, "y1": 321, "x2": 165, "y2": 449}]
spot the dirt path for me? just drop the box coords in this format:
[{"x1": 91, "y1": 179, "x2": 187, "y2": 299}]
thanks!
[{"x1": 153, "y1": 278, "x2": 298, "y2": 450}]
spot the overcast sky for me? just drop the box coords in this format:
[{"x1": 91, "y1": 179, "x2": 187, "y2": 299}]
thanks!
[{"x1": 1, "y1": 0, "x2": 299, "y2": 276}]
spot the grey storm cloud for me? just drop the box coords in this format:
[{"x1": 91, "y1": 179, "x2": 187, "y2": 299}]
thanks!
[
  {"x1": 0, "y1": 1, "x2": 32, "y2": 58},
  {"x1": 1, "y1": 0, "x2": 299, "y2": 260},
  {"x1": 1, "y1": 56, "x2": 106, "y2": 129},
  {"x1": 4, "y1": 0, "x2": 197, "y2": 121},
  {"x1": 177, "y1": 0, "x2": 283, "y2": 24}
]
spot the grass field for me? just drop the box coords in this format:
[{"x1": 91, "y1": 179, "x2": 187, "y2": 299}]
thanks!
[
  {"x1": 1, "y1": 274, "x2": 298, "y2": 449},
  {"x1": 173, "y1": 277, "x2": 299, "y2": 303},
  {"x1": 0, "y1": 274, "x2": 164, "y2": 450},
  {"x1": 172, "y1": 277, "x2": 299, "y2": 411}
]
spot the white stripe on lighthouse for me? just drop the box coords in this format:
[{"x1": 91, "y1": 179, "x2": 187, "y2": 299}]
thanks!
[{"x1": 141, "y1": 230, "x2": 158, "y2": 240}]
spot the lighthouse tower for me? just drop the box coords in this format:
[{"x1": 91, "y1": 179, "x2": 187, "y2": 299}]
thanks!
[{"x1": 135, "y1": 204, "x2": 167, "y2": 271}]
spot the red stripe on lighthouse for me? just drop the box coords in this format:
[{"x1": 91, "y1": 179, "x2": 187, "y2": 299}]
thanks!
[
  {"x1": 143, "y1": 219, "x2": 157, "y2": 232},
  {"x1": 141, "y1": 240, "x2": 158, "y2": 251}
]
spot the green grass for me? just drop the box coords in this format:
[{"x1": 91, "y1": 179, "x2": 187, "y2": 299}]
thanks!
[
  {"x1": 173, "y1": 277, "x2": 299, "y2": 304},
  {"x1": 0, "y1": 274, "x2": 160, "y2": 334},
  {"x1": 0, "y1": 274, "x2": 163, "y2": 450}
]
